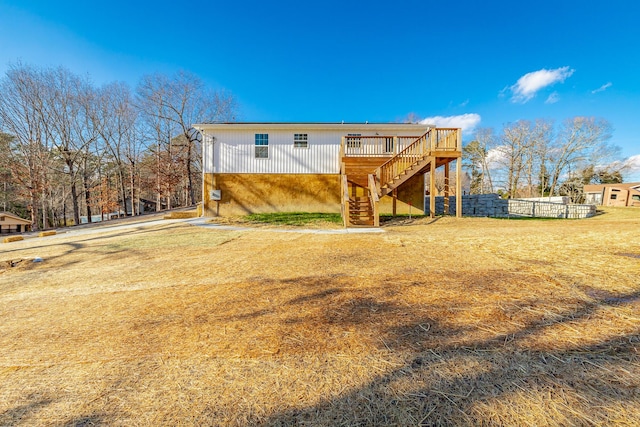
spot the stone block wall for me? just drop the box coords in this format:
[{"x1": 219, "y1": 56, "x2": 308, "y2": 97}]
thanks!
[{"x1": 432, "y1": 194, "x2": 596, "y2": 219}]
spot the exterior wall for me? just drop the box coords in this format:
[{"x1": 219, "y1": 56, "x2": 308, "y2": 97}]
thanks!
[
  {"x1": 209, "y1": 129, "x2": 340, "y2": 174},
  {"x1": 196, "y1": 123, "x2": 438, "y2": 217},
  {"x1": 200, "y1": 124, "x2": 430, "y2": 175},
  {"x1": 602, "y1": 187, "x2": 640, "y2": 207},
  {"x1": 204, "y1": 173, "x2": 341, "y2": 216},
  {"x1": 0, "y1": 215, "x2": 31, "y2": 233},
  {"x1": 604, "y1": 187, "x2": 629, "y2": 207},
  {"x1": 583, "y1": 183, "x2": 640, "y2": 207}
]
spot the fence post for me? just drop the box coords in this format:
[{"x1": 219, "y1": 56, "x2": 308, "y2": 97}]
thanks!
[{"x1": 532, "y1": 201, "x2": 536, "y2": 217}]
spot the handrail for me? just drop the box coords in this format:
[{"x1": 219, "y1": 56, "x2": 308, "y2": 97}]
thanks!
[
  {"x1": 377, "y1": 131, "x2": 429, "y2": 189},
  {"x1": 375, "y1": 128, "x2": 460, "y2": 190}
]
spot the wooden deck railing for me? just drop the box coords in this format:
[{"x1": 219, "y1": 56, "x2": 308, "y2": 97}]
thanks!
[
  {"x1": 433, "y1": 128, "x2": 461, "y2": 151},
  {"x1": 341, "y1": 136, "x2": 421, "y2": 157},
  {"x1": 340, "y1": 129, "x2": 460, "y2": 158}
]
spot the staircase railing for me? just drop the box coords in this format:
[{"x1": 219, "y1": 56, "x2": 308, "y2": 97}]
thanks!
[
  {"x1": 375, "y1": 128, "x2": 460, "y2": 191},
  {"x1": 376, "y1": 131, "x2": 430, "y2": 189}
]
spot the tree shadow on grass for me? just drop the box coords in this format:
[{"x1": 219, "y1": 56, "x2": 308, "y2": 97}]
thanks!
[
  {"x1": 258, "y1": 284, "x2": 640, "y2": 426},
  {"x1": 0, "y1": 394, "x2": 108, "y2": 426},
  {"x1": 0, "y1": 398, "x2": 54, "y2": 425}
]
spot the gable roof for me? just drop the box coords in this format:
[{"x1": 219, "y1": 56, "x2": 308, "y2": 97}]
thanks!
[{"x1": 0, "y1": 212, "x2": 32, "y2": 224}]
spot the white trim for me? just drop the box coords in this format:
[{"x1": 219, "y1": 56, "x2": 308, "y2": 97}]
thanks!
[{"x1": 195, "y1": 122, "x2": 433, "y2": 132}]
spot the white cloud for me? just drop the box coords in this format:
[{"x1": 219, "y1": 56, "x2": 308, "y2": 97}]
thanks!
[
  {"x1": 419, "y1": 113, "x2": 481, "y2": 136},
  {"x1": 625, "y1": 154, "x2": 640, "y2": 173},
  {"x1": 509, "y1": 66, "x2": 574, "y2": 103},
  {"x1": 591, "y1": 82, "x2": 612, "y2": 94},
  {"x1": 545, "y1": 91, "x2": 560, "y2": 104},
  {"x1": 486, "y1": 147, "x2": 506, "y2": 167}
]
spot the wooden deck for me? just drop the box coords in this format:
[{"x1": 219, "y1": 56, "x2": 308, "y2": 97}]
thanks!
[{"x1": 340, "y1": 128, "x2": 462, "y2": 227}]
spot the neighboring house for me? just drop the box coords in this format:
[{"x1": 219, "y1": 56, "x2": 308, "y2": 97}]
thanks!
[
  {"x1": 193, "y1": 122, "x2": 462, "y2": 226},
  {"x1": 584, "y1": 183, "x2": 640, "y2": 207},
  {"x1": 0, "y1": 212, "x2": 32, "y2": 234},
  {"x1": 124, "y1": 197, "x2": 159, "y2": 216}
]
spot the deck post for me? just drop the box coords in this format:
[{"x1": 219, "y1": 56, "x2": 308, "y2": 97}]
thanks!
[
  {"x1": 392, "y1": 188, "x2": 397, "y2": 216},
  {"x1": 456, "y1": 157, "x2": 462, "y2": 218},
  {"x1": 429, "y1": 157, "x2": 436, "y2": 218},
  {"x1": 444, "y1": 161, "x2": 450, "y2": 215}
]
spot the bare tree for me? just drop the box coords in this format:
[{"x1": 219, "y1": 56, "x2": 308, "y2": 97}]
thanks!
[
  {"x1": 495, "y1": 120, "x2": 534, "y2": 198},
  {"x1": 136, "y1": 71, "x2": 236, "y2": 206},
  {"x1": 522, "y1": 119, "x2": 554, "y2": 198},
  {"x1": 38, "y1": 66, "x2": 100, "y2": 225},
  {"x1": 95, "y1": 82, "x2": 141, "y2": 215},
  {"x1": 464, "y1": 128, "x2": 495, "y2": 194},
  {"x1": 547, "y1": 117, "x2": 613, "y2": 196},
  {"x1": 0, "y1": 63, "x2": 51, "y2": 229}
]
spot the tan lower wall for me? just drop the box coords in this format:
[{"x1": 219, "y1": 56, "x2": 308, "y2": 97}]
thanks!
[
  {"x1": 203, "y1": 173, "x2": 341, "y2": 216},
  {"x1": 379, "y1": 173, "x2": 426, "y2": 215}
]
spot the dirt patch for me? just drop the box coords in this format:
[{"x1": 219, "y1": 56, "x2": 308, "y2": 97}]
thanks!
[{"x1": 0, "y1": 259, "x2": 30, "y2": 273}]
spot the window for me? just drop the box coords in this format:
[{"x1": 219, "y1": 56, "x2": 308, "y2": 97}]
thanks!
[
  {"x1": 610, "y1": 194, "x2": 617, "y2": 200},
  {"x1": 255, "y1": 133, "x2": 269, "y2": 158},
  {"x1": 346, "y1": 133, "x2": 361, "y2": 148},
  {"x1": 632, "y1": 195, "x2": 640, "y2": 201},
  {"x1": 294, "y1": 133, "x2": 308, "y2": 148},
  {"x1": 0, "y1": 217, "x2": 4, "y2": 221}
]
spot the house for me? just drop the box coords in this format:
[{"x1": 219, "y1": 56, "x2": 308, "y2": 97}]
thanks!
[
  {"x1": 124, "y1": 197, "x2": 161, "y2": 216},
  {"x1": 584, "y1": 183, "x2": 640, "y2": 207},
  {"x1": 0, "y1": 212, "x2": 32, "y2": 234},
  {"x1": 193, "y1": 122, "x2": 462, "y2": 226}
]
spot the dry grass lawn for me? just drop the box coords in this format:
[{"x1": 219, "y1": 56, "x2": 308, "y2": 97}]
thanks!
[{"x1": 1, "y1": 208, "x2": 639, "y2": 426}]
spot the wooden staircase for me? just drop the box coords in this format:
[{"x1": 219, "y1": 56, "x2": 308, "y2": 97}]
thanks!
[
  {"x1": 340, "y1": 128, "x2": 461, "y2": 227},
  {"x1": 348, "y1": 196, "x2": 375, "y2": 226},
  {"x1": 379, "y1": 155, "x2": 432, "y2": 196}
]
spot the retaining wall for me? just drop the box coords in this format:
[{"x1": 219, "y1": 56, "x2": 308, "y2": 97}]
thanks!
[{"x1": 433, "y1": 194, "x2": 596, "y2": 219}]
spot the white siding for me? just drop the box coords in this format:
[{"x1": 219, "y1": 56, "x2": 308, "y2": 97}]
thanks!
[{"x1": 200, "y1": 124, "x2": 430, "y2": 174}]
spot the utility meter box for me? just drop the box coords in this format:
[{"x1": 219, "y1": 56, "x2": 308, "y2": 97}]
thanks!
[{"x1": 209, "y1": 189, "x2": 221, "y2": 201}]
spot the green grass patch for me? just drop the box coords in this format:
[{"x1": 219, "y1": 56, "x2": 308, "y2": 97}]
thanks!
[{"x1": 244, "y1": 212, "x2": 342, "y2": 226}]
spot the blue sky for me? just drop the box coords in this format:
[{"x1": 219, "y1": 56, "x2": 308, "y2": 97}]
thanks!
[{"x1": 1, "y1": 0, "x2": 639, "y2": 179}]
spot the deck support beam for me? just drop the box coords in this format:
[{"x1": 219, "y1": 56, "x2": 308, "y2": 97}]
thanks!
[
  {"x1": 429, "y1": 157, "x2": 436, "y2": 218},
  {"x1": 456, "y1": 158, "x2": 462, "y2": 218},
  {"x1": 392, "y1": 188, "x2": 397, "y2": 216},
  {"x1": 444, "y1": 161, "x2": 450, "y2": 215}
]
